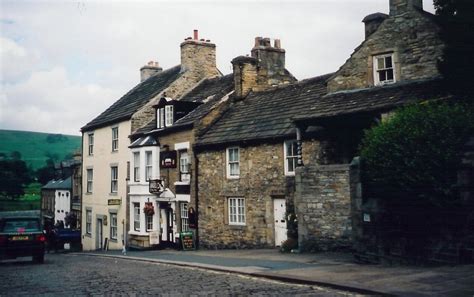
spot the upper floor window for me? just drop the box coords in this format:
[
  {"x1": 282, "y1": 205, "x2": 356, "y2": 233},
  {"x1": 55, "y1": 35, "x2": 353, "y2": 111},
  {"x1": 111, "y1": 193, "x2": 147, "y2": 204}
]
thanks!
[
  {"x1": 179, "y1": 151, "x2": 190, "y2": 182},
  {"x1": 157, "y1": 108, "x2": 165, "y2": 129},
  {"x1": 284, "y1": 140, "x2": 298, "y2": 176},
  {"x1": 133, "y1": 152, "x2": 140, "y2": 182},
  {"x1": 165, "y1": 105, "x2": 174, "y2": 126},
  {"x1": 226, "y1": 147, "x2": 240, "y2": 179},
  {"x1": 145, "y1": 151, "x2": 153, "y2": 181},
  {"x1": 86, "y1": 169, "x2": 93, "y2": 193},
  {"x1": 112, "y1": 127, "x2": 119, "y2": 151},
  {"x1": 374, "y1": 54, "x2": 395, "y2": 85},
  {"x1": 111, "y1": 166, "x2": 118, "y2": 193},
  {"x1": 88, "y1": 133, "x2": 94, "y2": 156}
]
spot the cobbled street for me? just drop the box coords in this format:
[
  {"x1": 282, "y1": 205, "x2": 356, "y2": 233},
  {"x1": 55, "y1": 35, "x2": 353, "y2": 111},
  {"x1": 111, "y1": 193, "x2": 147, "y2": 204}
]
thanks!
[{"x1": 0, "y1": 253, "x2": 356, "y2": 296}]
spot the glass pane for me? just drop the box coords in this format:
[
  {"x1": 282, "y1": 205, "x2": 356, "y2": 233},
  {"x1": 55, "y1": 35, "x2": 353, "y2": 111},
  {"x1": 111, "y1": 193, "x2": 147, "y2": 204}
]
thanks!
[
  {"x1": 385, "y1": 56, "x2": 392, "y2": 68},
  {"x1": 379, "y1": 70, "x2": 387, "y2": 82},
  {"x1": 377, "y1": 57, "x2": 384, "y2": 69},
  {"x1": 387, "y1": 69, "x2": 394, "y2": 80}
]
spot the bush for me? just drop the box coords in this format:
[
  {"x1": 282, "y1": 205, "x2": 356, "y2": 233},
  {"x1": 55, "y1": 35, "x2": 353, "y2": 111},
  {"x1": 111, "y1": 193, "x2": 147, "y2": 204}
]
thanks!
[{"x1": 359, "y1": 100, "x2": 474, "y2": 206}]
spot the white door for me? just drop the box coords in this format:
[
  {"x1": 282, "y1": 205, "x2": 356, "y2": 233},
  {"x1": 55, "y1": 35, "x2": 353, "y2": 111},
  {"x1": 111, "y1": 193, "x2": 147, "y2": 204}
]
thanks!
[{"x1": 273, "y1": 198, "x2": 287, "y2": 246}]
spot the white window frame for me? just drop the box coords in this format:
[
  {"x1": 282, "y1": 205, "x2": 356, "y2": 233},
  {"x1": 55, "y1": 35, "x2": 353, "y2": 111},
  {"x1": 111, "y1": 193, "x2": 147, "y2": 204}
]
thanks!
[
  {"x1": 156, "y1": 108, "x2": 162, "y2": 129},
  {"x1": 373, "y1": 53, "x2": 395, "y2": 86},
  {"x1": 160, "y1": 108, "x2": 165, "y2": 128},
  {"x1": 284, "y1": 140, "x2": 298, "y2": 176},
  {"x1": 133, "y1": 203, "x2": 140, "y2": 231},
  {"x1": 111, "y1": 166, "x2": 118, "y2": 193},
  {"x1": 110, "y1": 213, "x2": 117, "y2": 240},
  {"x1": 86, "y1": 169, "x2": 93, "y2": 193},
  {"x1": 146, "y1": 214, "x2": 153, "y2": 232},
  {"x1": 226, "y1": 147, "x2": 240, "y2": 179},
  {"x1": 133, "y1": 152, "x2": 140, "y2": 182},
  {"x1": 228, "y1": 197, "x2": 246, "y2": 226},
  {"x1": 86, "y1": 210, "x2": 92, "y2": 234},
  {"x1": 145, "y1": 151, "x2": 153, "y2": 181},
  {"x1": 179, "y1": 150, "x2": 190, "y2": 182},
  {"x1": 112, "y1": 127, "x2": 119, "y2": 151},
  {"x1": 165, "y1": 105, "x2": 174, "y2": 126},
  {"x1": 181, "y1": 203, "x2": 189, "y2": 232},
  {"x1": 88, "y1": 133, "x2": 94, "y2": 156}
]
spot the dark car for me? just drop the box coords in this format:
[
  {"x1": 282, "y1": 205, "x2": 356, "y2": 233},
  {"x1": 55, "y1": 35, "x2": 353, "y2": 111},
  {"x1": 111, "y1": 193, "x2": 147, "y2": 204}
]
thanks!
[{"x1": 0, "y1": 216, "x2": 46, "y2": 263}]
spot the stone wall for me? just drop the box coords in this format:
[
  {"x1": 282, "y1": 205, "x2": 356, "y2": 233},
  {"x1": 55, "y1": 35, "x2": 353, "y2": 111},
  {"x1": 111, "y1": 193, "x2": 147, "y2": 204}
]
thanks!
[
  {"x1": 295, "y1": 162, "x2": 356, "y2": 251},
  {"x1": 197, "y1": 139, "x2": 320, "y2": 248},
  {"x1": 327, "y1": 8, "x2": 444, "y2": 93}
]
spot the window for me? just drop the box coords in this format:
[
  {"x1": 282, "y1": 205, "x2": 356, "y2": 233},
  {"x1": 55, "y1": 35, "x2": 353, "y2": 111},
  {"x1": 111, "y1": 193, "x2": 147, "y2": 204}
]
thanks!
[
  {"x1": 146, "y1": 214, "x2": 153, "y2": 232},
  {"x1": 181, "y1": 203, "x2": 189, "y2": 232},
  {"x1": 112, "y1": 127, "x2": 119, "y2": 151},
  {"x1": 165, "y1": 105, "x2": 174, "y2": 126},
  {"x1": 133, "y1": 152, "x2": 140, "y2": 182},
  {"x1": 226, "y1": 147, "x2": 240, "y2": 179},
  {"x1": 145, "y1": 151, "x2": 153, "y2": 181},
  {"x1": 86, "y1": 169, "x2": 93, "y2": 193},
  {"x1": 86, "y1": 210, "x2": 92, "y2": 234},
  {"x1": 88, "y1": 133, "x2": 94, "y2": 155},
  {"x1": 133, "y1": 203, "x2": 140, "y2": 231},
  {"x1": 374, "y1": 54, "x2": 395, "y2": 85},
  {"x1": 284, "y1": 140, "x2": 298, "y2": 176},
  {"x1": 111, "y1": 166, "x2": 118, "y2": 193},
  {"x1": 110, "y1": 213, "x2": 117, "y2": 240},
  {"x1": 228, "y1": 197, "x2": 245, "y2": 225},
  {"x1": 160, "y1": 108, "x2": 165, "y2": 128},
  {"x1": 179, "y1": 151, "x2": 190, "y2": 182}
]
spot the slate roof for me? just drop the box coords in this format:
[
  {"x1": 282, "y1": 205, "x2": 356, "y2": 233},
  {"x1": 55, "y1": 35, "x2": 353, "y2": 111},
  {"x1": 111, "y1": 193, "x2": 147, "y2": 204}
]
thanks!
[
  {"x1": 293, "y1": 78, "x2": 451, "y2": 123},
  {"x1": 196, "y1": 77, "x2": 451, "y2": 147},
  {"x1": 134, "y1": 74, "x2": 234, "y2": 136},
  {"x1": 42, "y1": 177, "x2": 72, "y2": 190},
  {"x1": 196, "y1": 74, "x2": 332, "y2": 147},
  {"x1": 81, "y1": 65, "x2": 182, "y2": 132}
]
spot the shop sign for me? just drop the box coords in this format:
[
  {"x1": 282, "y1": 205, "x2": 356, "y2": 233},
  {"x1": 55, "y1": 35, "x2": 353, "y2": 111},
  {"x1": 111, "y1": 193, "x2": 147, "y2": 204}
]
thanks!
[
  {"x1": 160, "y1": 150, "x2": 177, "y2": 168},
  {"x1": 180, "y1": 231, "x2": 195, "y2": 251},
  {"x1": 149, "y1": 179, "x2": 164, "y2": 194},
  {"x1": 108, "y1": 199, "x2": 121, "y2": 206}
]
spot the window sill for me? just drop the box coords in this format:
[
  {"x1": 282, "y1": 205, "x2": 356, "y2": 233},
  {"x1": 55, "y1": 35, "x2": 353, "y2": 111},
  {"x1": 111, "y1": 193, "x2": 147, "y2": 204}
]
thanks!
[
  {"x1": 109, "y1": 192, "x2": 118, "y2": 196},
  {"x1": 174, "y1": 181, "x2": 190, "y2": 186},
  {"x1": 109, "y1": 238, "x2": 118, "y2": 243},
  {"x1": 84, "y1": 233, "x2": 92, "y2": 238},
  {"x1": 85, "y1": 192, "x2": 93, "y2": 195},
  {"x1": 228, "y1": 224, "x2": 246, "y2": 230},
  {"x1": 111, "y1": 150, "x2": 118, "y2": 153},
  {"x1": 128, "y1": 231, "x2": 149, "y2": 236}
]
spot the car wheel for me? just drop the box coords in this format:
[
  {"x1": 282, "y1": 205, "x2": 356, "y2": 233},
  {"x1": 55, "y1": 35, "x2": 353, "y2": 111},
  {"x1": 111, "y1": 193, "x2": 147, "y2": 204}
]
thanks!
[{"x1": 33, "y1": 253, "x2": 44, "y2": 264}]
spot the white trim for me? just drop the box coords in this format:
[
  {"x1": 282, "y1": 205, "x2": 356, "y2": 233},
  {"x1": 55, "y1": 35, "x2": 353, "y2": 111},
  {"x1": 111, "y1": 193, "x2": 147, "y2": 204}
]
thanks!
[
  {"x1": 373, "y1": 53, "x2": 396, "y2": 86},
  {"x1": 226, "y1": 147, "x2": 240, "y2": 179},
  {"x1": 228, "y1": 197, "x2": 246, "y2": 226},
  {"x1": 174, "y1": 141, "x2": 190, "y2": 151},
  {"x1": 176, "y1": 194, "x2": 191, "y2": 202},
  {"x1": 284, "y1": 140, "x2": 297, "y2": 176}
]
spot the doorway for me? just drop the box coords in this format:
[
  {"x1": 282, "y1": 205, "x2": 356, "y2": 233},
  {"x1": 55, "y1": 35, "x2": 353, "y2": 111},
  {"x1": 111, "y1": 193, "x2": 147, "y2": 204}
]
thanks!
[
  {"x1": 96, "y1": 218, "x2": 103, "y2": 250},
  {"x1": 159, "y1": 203, "x2": 174, "y2": 248},
  {"x1": 273, "y1": 198, "x2": 287, "y2": 247}
]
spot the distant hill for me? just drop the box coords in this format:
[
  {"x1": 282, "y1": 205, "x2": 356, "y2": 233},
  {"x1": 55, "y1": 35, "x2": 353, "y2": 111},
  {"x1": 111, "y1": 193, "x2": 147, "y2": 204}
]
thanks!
[{"x1": 0, "y1": 130, "x2": 81, "y2": 170}]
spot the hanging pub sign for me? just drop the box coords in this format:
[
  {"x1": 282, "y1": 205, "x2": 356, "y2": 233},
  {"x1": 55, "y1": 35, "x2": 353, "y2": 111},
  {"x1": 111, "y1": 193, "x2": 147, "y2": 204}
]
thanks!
[
  {"x1": 160, "y1": 150, "x2": 177, "y2": 168},
  {"x1": 149, "y1": 179, "x2": 164, "y2": 194}
]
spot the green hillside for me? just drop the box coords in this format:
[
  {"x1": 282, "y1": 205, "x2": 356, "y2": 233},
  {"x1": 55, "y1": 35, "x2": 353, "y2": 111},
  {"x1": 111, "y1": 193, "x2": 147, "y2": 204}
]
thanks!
[{"x1": 0, "y1": 129, "x2": 81, "y2": 170}]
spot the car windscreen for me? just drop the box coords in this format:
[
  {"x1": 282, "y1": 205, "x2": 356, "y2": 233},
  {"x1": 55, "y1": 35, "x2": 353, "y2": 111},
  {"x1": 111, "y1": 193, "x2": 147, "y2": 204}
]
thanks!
[{"x1": 0, "y1": 218, "x2": 41, "y2": 233}]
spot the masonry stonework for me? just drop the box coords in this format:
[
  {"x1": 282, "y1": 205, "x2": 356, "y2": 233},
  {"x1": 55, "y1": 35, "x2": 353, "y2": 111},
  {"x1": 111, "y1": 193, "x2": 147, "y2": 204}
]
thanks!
[
  {"x1": 295, "y1": 163, "x2": 354, "y2": 251},
  {"x1": 327, "y1": 8, "x2": 444, "y2": 93},
  {"x1": 197, "y1": 139, "x2": 320, "y2": 248}
]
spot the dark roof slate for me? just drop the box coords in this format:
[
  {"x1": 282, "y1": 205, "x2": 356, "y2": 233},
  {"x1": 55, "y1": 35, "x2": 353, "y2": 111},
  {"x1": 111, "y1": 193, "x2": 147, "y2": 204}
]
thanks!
[
  {"x1": 42, "y1": 177, "x2": 72, "y2": 190},
  {"x1": 197, "y1": 77, "x2": 451, "y2": 147},
  {"x1": 81, "y1": 65, "x2": 182, "y2": 132},
  {"x1": 134, "y1": 74, "x2": 234, "y2": 135},
  {"x1": 196, "y1": 74, "x2": 332, "y2": 146}
]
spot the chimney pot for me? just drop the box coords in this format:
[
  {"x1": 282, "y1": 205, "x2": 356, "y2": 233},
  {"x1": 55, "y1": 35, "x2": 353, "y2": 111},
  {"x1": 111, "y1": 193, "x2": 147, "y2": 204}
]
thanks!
[
  {"x1": 274, "y1": 39, "x2": 281, "y2": 49},
  {"x1": 263, "y1": 38, "x2": 271, "y2": 47},
  {"x1": 206, "y1": 39, "x2": 210, "y2": 42},
  {"x1": 254, "y1": 37, "x2": 263, "y2": 47},
  {"x1": 193, "y1": 29, "x2": 198, "y2": 40}
]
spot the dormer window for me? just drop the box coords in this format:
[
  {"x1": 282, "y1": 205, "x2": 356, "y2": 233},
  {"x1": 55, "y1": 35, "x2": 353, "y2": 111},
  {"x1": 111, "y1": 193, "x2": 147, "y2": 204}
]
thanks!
[
  {"x1": 374, "y1": 53, "x2": 395, "y2": 85},
  {"x1": 165, "y1": 105, "x2": 174, "y2": 126}
]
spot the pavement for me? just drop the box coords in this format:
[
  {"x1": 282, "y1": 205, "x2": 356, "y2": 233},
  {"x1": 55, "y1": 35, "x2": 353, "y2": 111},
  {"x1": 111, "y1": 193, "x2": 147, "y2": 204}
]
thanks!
[{"x1": 80, "y1": 248, "x2": 474, "y2": 296}]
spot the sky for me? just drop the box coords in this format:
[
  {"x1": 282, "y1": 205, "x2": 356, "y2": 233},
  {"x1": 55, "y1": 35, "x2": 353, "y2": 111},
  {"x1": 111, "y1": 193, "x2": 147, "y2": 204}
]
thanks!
[{"x1": 0, "y1": 0, "x2": 435, "y2": 136}]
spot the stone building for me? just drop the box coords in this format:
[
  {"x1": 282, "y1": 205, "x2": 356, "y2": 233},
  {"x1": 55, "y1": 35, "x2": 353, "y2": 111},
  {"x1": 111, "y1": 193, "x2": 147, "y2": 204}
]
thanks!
[
  {"x1": 80, "y1": 30, "x2": 220, "y2": 251},
  {"x1": 126, "y1": 74, "x2": 234, "y2": 249},
  {"x1": 194, "y1": 0, "x2": 452, "y2": 250}
]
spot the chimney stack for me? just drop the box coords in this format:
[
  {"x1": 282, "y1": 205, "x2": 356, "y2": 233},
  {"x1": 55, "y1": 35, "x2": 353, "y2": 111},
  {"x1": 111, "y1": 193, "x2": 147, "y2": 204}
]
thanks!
[
  {"x1": 140, "y1": 61, "x2": 163, "y2": 82},
  {"x1": 232, "y1": 36, "x2": 295, "y2": 99},
  {"x1": 180, "y1": 30, "x2": 217, "y2": 74},
  {"x1": 362, "y1": 13, "x2": 388, "y2": 38},
  {"x1": 389, "y1": 0, "x2": 423, "y2": 16}
]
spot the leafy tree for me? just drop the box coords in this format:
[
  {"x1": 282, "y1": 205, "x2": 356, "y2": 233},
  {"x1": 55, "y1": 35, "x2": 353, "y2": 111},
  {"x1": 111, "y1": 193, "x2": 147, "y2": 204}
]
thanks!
[
  {"x1": 434, "y1": 0, "x2": 474, "y2": 94},
  {"x1": 36, "y1": 158, "x2": 56, "y2": 185},
  {"x1": 0, "y1": 154, "x2": 31, "y2": 199},
  {"x1": 360, "y1": 100, "x2": 474, "y2": 206}
]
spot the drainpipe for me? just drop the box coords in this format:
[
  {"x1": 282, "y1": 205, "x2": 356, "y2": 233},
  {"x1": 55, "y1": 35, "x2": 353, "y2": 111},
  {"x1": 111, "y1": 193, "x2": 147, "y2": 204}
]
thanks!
[
  {"x1": 194, "y1": 153, "x2": 200, "y2": 249},
  {"x1": 296, "y1": 127, "x2": 303, "y2": 167}
]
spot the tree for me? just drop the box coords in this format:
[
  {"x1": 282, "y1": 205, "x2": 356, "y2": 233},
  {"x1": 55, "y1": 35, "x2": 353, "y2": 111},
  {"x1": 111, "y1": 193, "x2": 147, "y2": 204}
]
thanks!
[
  {"x1": 434, "y1": 0, "x2": 474, "y2": 95},
  {"x1": 0, "y1": 154, "x2": 31, "y2": 199},
  {"x1": 36, "y1": 158, "x2": 56, "y2": 185},
  {"x1": 360, "y1": 100, "x2": 474, "y2": 205}
]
